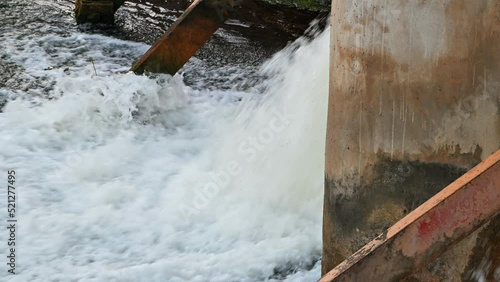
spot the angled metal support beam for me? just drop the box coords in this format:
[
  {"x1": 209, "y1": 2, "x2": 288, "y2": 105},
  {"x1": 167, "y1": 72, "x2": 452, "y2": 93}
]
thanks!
[
  {"x1": 130, "y1": 0, "x2": 241, "y2": 75},
  {"x1": 320, "y1": 150, "x2": 500, "y2": 282}
]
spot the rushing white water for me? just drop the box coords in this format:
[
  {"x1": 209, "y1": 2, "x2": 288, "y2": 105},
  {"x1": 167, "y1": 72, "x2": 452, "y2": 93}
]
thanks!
[{"x1": 0, "y1": 4, "x2": 330, "y2": 281}]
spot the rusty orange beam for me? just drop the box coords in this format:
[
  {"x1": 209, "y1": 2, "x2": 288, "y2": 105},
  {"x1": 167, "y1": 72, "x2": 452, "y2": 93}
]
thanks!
[
  {"x1": 130, "y1": 0, "x2": 235, "y2": 75},
  {"x1": 319, "y1": 150, "x2": 500, "y2": 282}
]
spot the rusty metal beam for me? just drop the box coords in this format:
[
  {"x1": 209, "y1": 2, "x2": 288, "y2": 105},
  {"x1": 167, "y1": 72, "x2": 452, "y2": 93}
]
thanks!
[
  {"x1": 129, "y1": 0, "x2": 226, "y2": 75},
  {"x1": 130, "y1": 0, "x2": 237, "y2": 75},
  {"x1": 320, "y1": 150, "x2": 500, "y2": 282}
]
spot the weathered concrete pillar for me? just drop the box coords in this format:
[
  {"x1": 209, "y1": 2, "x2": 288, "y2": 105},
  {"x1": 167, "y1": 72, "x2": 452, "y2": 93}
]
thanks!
[
  {"x1": 75, "y1": 0, "x2": 125, "y2": 24},
  {"x1": 323, "y1": 0, "x2": 500, "y2": 275}
]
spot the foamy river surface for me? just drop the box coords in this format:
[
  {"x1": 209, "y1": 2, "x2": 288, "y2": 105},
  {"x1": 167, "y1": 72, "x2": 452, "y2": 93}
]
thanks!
[{"x1": 0, "y1": 0, "x2": 329, "y2": 281}]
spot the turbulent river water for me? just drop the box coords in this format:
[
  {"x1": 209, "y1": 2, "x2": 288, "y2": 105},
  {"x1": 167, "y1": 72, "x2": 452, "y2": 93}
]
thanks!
[{"x1": 0, "y1": 0, "x2": 329, "y2": 281}]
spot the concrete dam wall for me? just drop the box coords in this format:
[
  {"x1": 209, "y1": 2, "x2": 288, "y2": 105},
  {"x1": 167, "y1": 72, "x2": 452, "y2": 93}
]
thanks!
[{"x1": 323, "y1": 0, "x2": 500, "y2": 278}]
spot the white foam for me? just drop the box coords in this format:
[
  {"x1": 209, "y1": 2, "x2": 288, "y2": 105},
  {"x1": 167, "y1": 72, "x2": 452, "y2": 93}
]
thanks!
[{"x1": 0, "y1": 19, "x2": 330, "y2": 281}]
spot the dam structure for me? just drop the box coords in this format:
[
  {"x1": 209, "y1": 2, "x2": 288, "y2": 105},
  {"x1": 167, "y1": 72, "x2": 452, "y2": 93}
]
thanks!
[{"x1": 0, "y1": 0, "x2": 498, "y2": 280}]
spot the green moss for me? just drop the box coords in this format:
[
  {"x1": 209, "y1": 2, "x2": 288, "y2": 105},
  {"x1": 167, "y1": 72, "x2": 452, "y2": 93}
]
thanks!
[{"x1": 262, "y1": 0, "x2": 330, "y2": 12}]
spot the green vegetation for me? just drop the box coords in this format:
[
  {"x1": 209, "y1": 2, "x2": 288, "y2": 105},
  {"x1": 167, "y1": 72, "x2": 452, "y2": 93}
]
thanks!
[{"x1": 263, "y1": 0, "x2": 330, "y2": 12}]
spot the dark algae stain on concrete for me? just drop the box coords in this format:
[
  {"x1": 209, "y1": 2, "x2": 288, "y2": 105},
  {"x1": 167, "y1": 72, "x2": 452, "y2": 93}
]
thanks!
[{"x1": 325, "y1": 159, "x2": 468, "y2": 263}]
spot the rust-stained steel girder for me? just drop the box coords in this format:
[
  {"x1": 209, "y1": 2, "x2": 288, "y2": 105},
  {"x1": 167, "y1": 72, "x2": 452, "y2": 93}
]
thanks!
[
  {"x1": 320, "y1": 150, "x2": 500, "y2": 282},
  {"x1": 130, "y1": 0, "x2": 242, "y2": 75}
]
